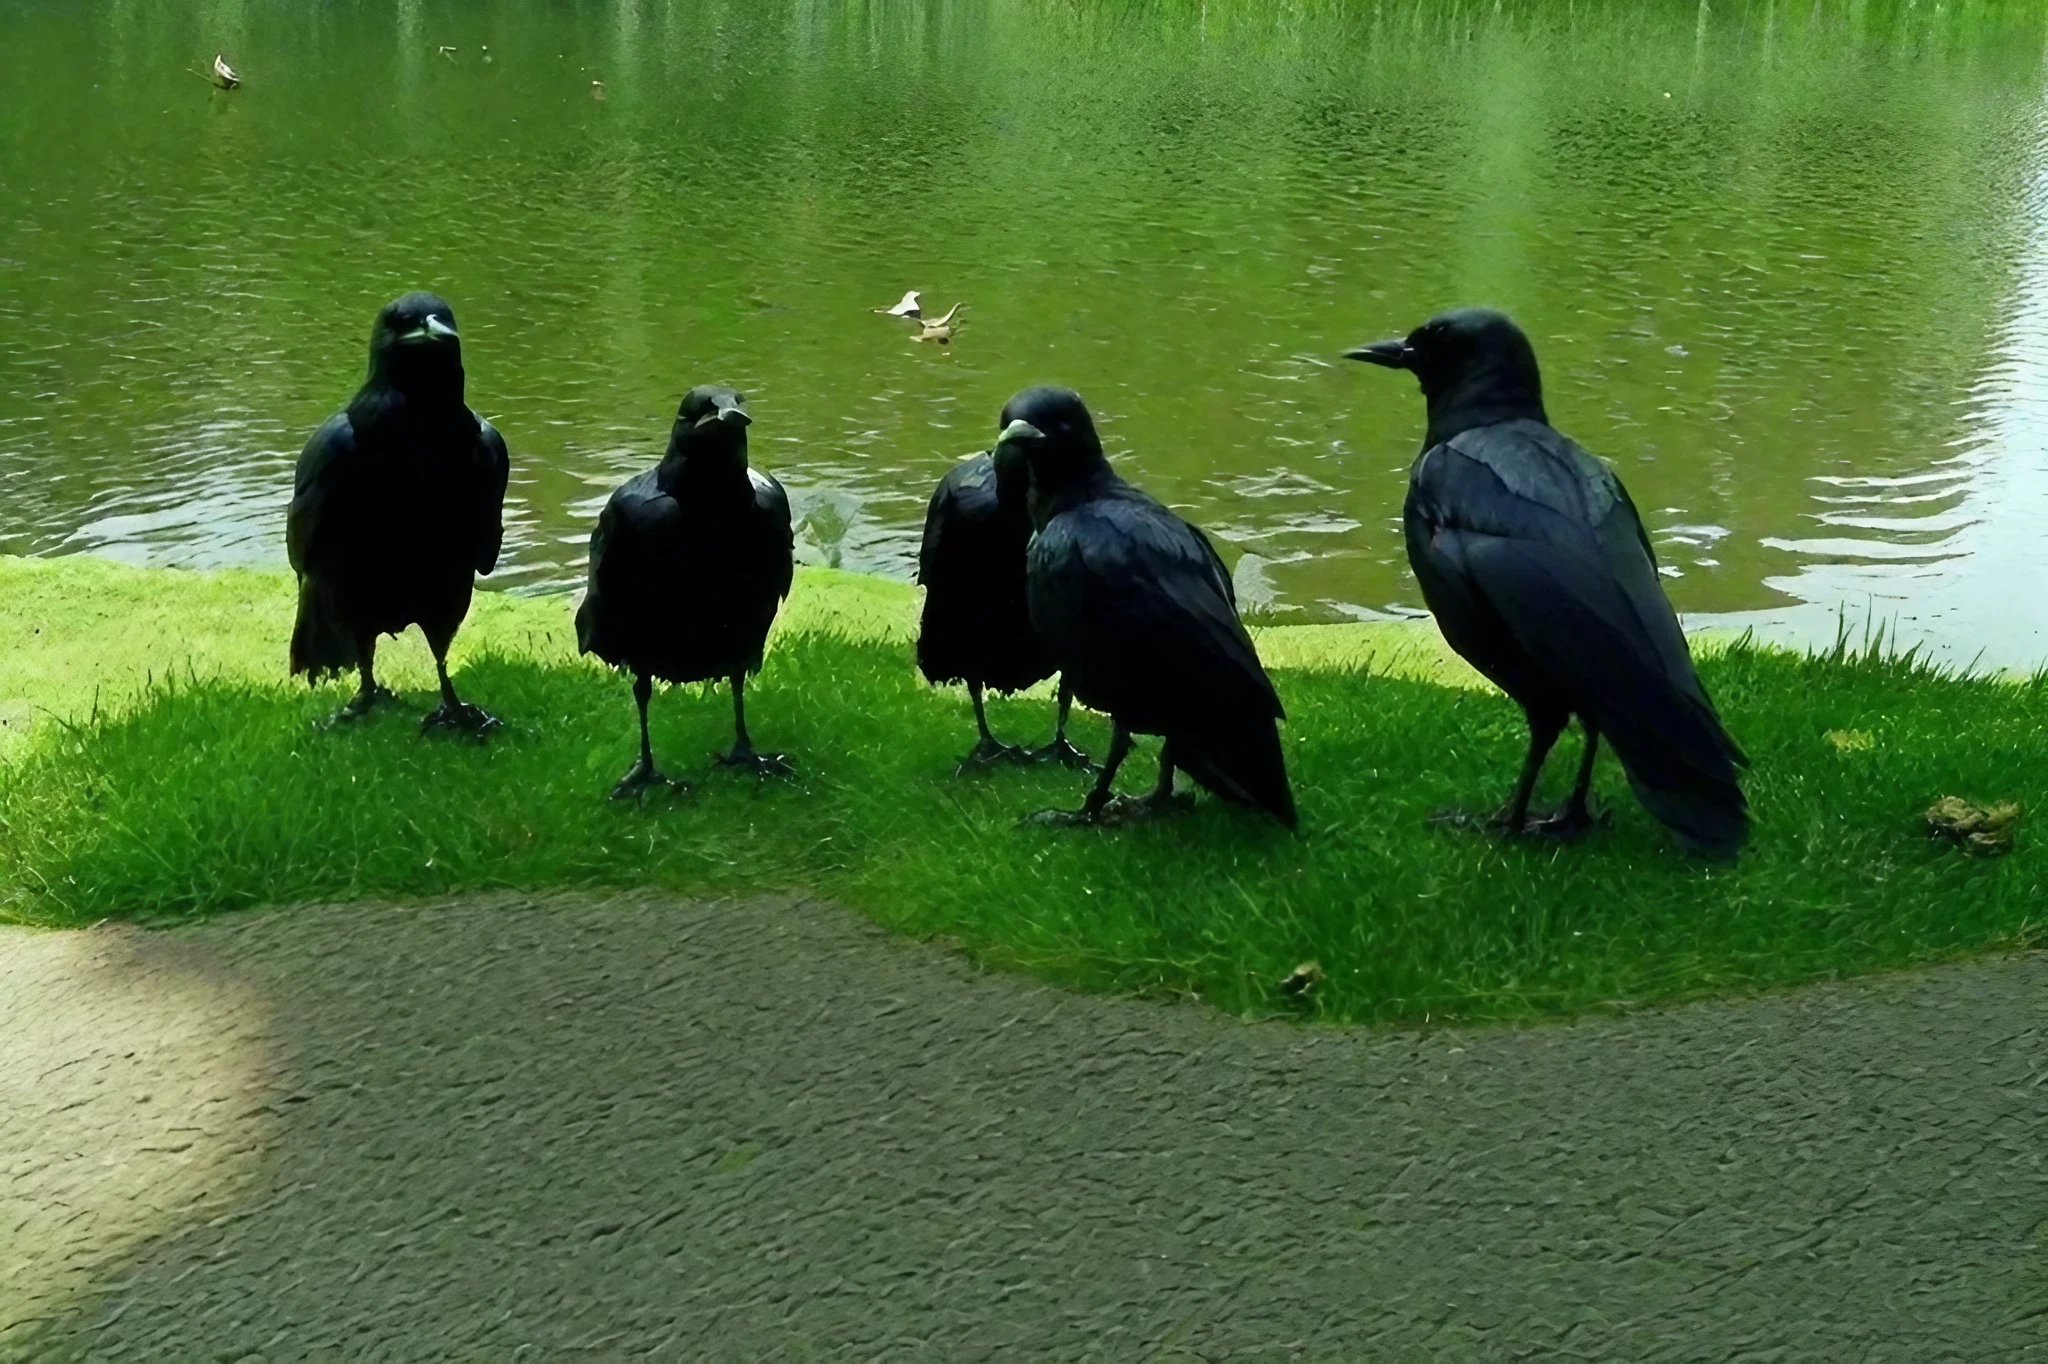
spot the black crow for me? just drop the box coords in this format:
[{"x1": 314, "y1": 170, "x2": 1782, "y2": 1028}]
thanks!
[
  {"x1": 575, "y1": 385, "x2": 795, "y2": 798},
  {"x1": 287, "y1": 291, "x2": 510, "y2": 733},
  {"x1": 1347, "y1": 307, "x2": 1748, "y2": 856},
  {"x1": 915, "y1": 418, "x2": 1088, "y2": 772},
  {"x1": 1009, "y1": 386, "x2": 1295, "y2": 829}
]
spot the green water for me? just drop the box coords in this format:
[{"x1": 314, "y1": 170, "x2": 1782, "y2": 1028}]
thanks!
[{"x1": 4, "y1": 0, "x2": 2047, "y2": 658}]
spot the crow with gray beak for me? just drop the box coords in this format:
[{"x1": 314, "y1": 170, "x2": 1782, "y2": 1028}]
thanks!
[
  {"x1": 576, "y1": 385, "x2": 796, "y2": 797},
  {"x1": 1347, "y1": 307, "x2": 1747, "y2": 855},
  {"x1": 287, "y1": 291, "x2": 510, "y2": 734},
  {"x1": 1009, "y1": 385, "x2": 1295, "y2": 830}
]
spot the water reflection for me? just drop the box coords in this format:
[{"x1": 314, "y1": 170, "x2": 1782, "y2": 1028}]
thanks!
[
  {"x1": 1698, "y1": 104, "x2": 2048, "y2": 669},
  {"x1": 1, "y1": 0, "x2": 2045, "y2": 662}
]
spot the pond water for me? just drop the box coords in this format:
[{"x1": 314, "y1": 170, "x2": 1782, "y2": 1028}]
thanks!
[{"x1": 5, "y1": 0, "x2": 2048, "y2": 664}]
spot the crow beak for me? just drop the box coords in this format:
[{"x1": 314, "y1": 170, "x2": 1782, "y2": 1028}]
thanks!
[
  {"x1": 996, "y1": 419, "x2": 1045, "y2": 446},
  {"x1": 1344, "y1": 338, "x2": 1410, "y2": 369},
  {"x1": 401, "y1": 315, "x2": 460, "y2": 343},
  {"x1": 698, "y1": 397, "x2": 751, "y2": 429}
]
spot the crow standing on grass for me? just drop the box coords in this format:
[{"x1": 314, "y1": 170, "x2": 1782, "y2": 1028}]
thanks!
[
  {"x1": 575, "y1": 386, "x2": 795, "y2": 799},
  {"x1": 1009, "y1": 386, "x2": 1295, "y2": 829},
  {"x1": 915, "y1": 413, "x2": 1090, "y2": 772},
  {"x1": 1347, "y1": 307, "x2": 1747, "y2": 856},
  {"x1": 287, "y1": 292, "x2": 510, "y2": 733}
]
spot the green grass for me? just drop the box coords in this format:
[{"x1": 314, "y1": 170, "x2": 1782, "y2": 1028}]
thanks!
[{"x1": 1, "y1": 555, "x2": 2043, "y2": 1025}]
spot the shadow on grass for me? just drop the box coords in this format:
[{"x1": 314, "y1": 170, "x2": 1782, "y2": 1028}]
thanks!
[{"x1": 1, "y1": 632, "x2": 2040, "y2": 1024}]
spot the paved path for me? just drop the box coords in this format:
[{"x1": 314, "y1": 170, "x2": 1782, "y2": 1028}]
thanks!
[{"x1": 3, "y1": 895, "x2": 2043, "y2": 1359}]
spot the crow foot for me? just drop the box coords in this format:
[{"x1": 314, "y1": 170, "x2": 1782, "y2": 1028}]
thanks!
[
  {"x1": 1527, "y1": 803, "x2": 1611, "y2": 842},
  {"x1": 1028, "y1": 789, "x2": 1192, "y2": 829},
  {"x1": 955, "y1": 735, "x2": 1031, "y2": 776},
  {"x1": 1026, "y1": 805, "x2": 1100, "y2": 829},
  {"x1": 717, "y1": 745, "x2": 795, "y2": 778},
  {"x1": 1428, "y1": 806, "x2": 1523, "y2": 836},
  {"x1": 1098, "y1": 790, "x2": 1197, "y2": 826},
  {"x1": 1029, "y1": 736, "x2": 1095, "y2": 770},
  {"x1": 421, "y1": 701, "x2": 501, "y2": 737},
  {"x1": 322, "y1": 684, "x2": 398, "y2": 728},
  {"x1": 610, "y1": 757, "x2": 691, "y2": 802}
]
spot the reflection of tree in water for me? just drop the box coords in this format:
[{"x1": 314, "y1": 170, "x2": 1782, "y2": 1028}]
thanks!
[{"x1": 2, "y1": 0, "x2": 2045, "y2": 640}]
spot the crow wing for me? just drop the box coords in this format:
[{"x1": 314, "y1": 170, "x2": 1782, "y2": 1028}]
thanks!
[
  {"x1": 286, "y1": 412, "x2": 359, "y2": 579},
  {"x1": 468, "y1": 416, "x2": 511, "y2": 575},
  {"x1": 575, "y1": 470, "x2": 675, "y2": 662},
  {"x1": 1028, "y1": 489, "x2": 1279, "y2": 733},
  {"x1": 1406, "y1": 418, "x2": 1745, "y2": 778},
  {"x1": 747, "y1": 467, "x2": 797, "y2": 603},
  {"x1": 916, "y1": 453, "x2": 995, "y2": 589}
]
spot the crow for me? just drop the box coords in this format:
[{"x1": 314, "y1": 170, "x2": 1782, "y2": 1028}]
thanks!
[
  {"x1": 915, "y1": 415, "x2": 1089, "y2": 772},
  {"x1": 575, "y1": 385, "x2": 795, "y2": 798},
  {"x1": 1347, "y1": 307, "x2": 1747, "y2": 856},
  {"x1": 1009, "y1": 386, "x2": 1295, "y2": 829},
  {"x1": 287, "y1": 291, "x2": 509, "y2": 733}
]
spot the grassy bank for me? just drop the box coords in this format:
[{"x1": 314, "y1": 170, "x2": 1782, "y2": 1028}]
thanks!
[{"x1": 1, "y1": 555, "x2": 2041, "y2": 1025}]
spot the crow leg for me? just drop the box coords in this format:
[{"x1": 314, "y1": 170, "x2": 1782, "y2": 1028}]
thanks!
[
  {"x1": 328, "y1": 634, "x2": 396, "y2": 724},
  {"x1": 419, "y1": 634, "x2": 501, "y2": 736},
  {"x1": 956, "y1": 680, "x2": 1029, "y2": 772},
  {"x1": 1101, "y1": 737, "x2": 1197, "y2": 823},
  {"x1": 612, "y1": 673, "x2": 688, "y2": 800},
  {"x1": 1030, "y1": 722, "x2": 1132, "y2": 827},
  {"x1": 717, "y1": 673, "x2": 793, "y2": 776},
  {"x1": 1030, "y1": 678, "x2": 1093, "y2": 769},
  {"x1": 1493, "y1": 713, "x2": 1566, "y2": 833},
  {"x1": 1531, "y1": 720, "x2": 1606, "y2": 839}
]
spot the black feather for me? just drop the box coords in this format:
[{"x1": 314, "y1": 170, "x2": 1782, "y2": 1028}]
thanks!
[
  {"x1": 915, "y1": 452, "x2": 1053, "y2": 695},
  {"x1": 1369, "y1": 308, "x2": 1747, "y2": 855},
  {"x1": 286, "y1": 292, "x2": 508, "y2": 683},
  {"x1": 1016, "y1": 387, "x2": 1294, "y2": 828},
  {"x1": 575, "y1": 387, "x2": 794, "y2": 687}
]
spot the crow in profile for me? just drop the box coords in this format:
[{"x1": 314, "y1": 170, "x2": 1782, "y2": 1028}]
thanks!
[
  {"x1": 575, "y1": 386, "x2": 795, "y2": 798},
  {"x1": 1348, "y1": 307, "x2": 1747, "y2": 856},
  {"x1": 915, "y1": 416, "x2": 1089, "y2": 772},
  {"x1": 287, "y1": 291, "x2": 509, "y2": 733},
  {"x1": 1009, "y1": 386, "x2": 1295, "y2": 829}
]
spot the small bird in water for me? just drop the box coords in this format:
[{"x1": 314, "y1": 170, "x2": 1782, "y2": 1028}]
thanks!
[
  {"x1": 914, "y1": 303, "x2": 963, "y2": 345},
  {"x1": 1347, "y1": 307, "x2": 1747, "y2": 855},
  {"x1": 916, "y1": 414, "x2": 1089, "y2": 772},
  {"x1": 287, "y1": 292, "x2": 510, "y2": 733},
  {"x1": 211, "y1": 53, "x2": 240, "y2": 88},
  {"x1": 1011, "y1": 386, "x2": 1295, "y2": 829},
  {"x1": 873, "y1": 290, "x2": 922, "y2": 320},
  {"x1": 576, "y1": 386, "x2": 796, "y2": 798}
]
